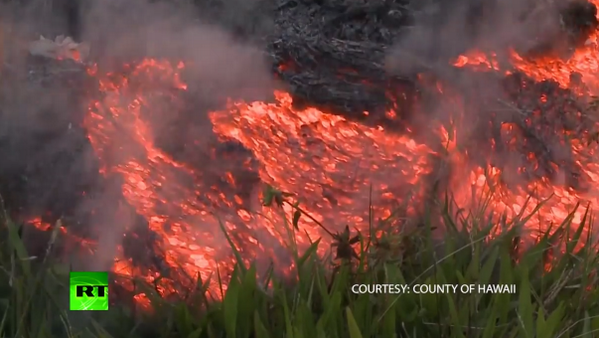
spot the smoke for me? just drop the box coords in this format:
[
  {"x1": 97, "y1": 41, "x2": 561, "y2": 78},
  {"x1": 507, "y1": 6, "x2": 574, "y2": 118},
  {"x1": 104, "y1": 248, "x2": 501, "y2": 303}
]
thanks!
[
  {"x1": 81, "y1": 0, "x2": 275, "y2": 100},
  {"x1": 383, "y1": 0, "x2": 539, "y2": 154},
  {"x1": 384, "y1": 0, "x2": 567, "y2": 141},
  {"x1": 80, "y1": 0, "x2": 277, "y2": 271},
  {"x1": 0, "y1": 0, "x2": 277, "y2": 272},
  {"x1": 385, "y1": 0, "x2": 567, "y2": 73},
  {"x1": 384, "y1": 0, "x2": 599, "y2": 218}
]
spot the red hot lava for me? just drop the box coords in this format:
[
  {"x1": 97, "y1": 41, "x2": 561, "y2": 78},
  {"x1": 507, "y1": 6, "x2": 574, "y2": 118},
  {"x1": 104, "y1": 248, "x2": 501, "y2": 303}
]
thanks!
[
  {"x1": 27, "y1": 1, "x2": 599, "y2": 302},
  {"x1": 81, "y1": 58, "x2": 436, "y2": 301}
]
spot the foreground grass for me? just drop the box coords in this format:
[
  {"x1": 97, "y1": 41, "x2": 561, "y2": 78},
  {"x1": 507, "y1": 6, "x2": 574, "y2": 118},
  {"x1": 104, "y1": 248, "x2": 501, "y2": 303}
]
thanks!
[{"x1": 1, "y1": 194, "x2": 599, "y2": 338}]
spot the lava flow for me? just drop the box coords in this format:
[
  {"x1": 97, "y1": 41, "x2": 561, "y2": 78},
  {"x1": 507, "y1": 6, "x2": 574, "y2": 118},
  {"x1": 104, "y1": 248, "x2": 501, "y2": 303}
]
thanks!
[
  {"x1": 447, "y1": 0, "x2": 599, "y2": 246},
  {"x1": 24, "y1": 0, "x2": 599, "y2": 302},
  {"x1": 82, "y1": 58, "x2": 437, "y2": 300}
]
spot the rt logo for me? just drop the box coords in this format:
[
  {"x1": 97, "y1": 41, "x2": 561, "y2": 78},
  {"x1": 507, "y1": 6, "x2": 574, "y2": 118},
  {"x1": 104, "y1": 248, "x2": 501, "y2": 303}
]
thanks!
[{"x1": 69, "y1": 271, "x2": 109, "y2": 311}]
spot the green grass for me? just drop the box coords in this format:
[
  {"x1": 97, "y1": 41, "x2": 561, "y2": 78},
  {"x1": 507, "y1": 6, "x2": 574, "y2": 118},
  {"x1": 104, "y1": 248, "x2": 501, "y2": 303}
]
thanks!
[{"x1": 1, "y1": 189, "x2": 599, "y2": 338}]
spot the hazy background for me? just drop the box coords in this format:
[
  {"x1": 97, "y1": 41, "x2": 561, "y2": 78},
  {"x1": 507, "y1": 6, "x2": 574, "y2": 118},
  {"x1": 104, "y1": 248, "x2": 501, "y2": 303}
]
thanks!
[{"x1": 0, "y1": 0, "x2": 278, "y2": 272}]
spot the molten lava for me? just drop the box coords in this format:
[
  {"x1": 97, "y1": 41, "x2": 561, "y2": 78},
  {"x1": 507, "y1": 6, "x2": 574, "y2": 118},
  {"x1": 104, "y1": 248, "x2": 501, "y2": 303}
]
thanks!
[
  {"x1": 24, "y1": 0, "x2": 599, "y2": 302},
  {"x1": 82, "y1": 58, "x2": 438, "y2": 299}
]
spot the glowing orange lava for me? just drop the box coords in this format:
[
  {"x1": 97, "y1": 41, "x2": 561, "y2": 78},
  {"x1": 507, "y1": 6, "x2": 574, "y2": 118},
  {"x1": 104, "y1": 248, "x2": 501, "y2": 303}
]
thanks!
[
  {"x1": 448, "y1": 0, "x2": 599, "y2": 249},
  {"x1": 82, "y1": 58, "x2": 438, "y2": 298},
  {"x1": 23, "y1": 1, "x2": 599, "y2": 300}
]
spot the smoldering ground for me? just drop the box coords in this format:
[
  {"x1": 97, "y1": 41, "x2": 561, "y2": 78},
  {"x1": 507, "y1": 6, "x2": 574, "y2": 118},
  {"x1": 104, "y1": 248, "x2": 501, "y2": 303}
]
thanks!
[
  {"x1": 0, "y1": 0, "x2": 278, "y2": 272},
  {"x1": 385, "y1": 0, "x2": 599, "y2": 212},
  {"x1": 386, "y1": 0, "x2": 598, "y2": 73},
  {"x1": 3, "y1": 0, "x2": 595, "y2": 287}
]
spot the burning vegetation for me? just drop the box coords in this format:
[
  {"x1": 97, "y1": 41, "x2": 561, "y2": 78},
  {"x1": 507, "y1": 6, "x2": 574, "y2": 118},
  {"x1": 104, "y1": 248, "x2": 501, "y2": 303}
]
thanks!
[{"x1": 2, "y1": 0, "x2": 599, "y2": 308}]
